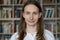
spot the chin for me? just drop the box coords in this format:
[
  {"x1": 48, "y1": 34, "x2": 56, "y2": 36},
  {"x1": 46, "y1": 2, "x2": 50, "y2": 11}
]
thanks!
[{"x1": 27, "y1": 23, "x2": 36, "y2": 26}]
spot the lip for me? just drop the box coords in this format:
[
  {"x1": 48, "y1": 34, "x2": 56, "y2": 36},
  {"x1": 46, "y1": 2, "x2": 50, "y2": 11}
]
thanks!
[{"x1": 28, "y1": 20, "x2": 35, "y2": 23}]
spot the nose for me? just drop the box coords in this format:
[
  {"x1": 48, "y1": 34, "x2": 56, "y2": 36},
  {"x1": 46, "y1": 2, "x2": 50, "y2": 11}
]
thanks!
[{"x1": 30, "y1": 14, "x2": 33, "y2": 20}]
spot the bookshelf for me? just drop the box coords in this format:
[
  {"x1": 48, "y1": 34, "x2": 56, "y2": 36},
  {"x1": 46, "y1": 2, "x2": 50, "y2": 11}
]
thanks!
[
  {"x1": 0, "y1": 0, "x2": 60, "y2": 40},
  {"x1": 42, "y1": 0, "x2": 60, "y2": 40}
]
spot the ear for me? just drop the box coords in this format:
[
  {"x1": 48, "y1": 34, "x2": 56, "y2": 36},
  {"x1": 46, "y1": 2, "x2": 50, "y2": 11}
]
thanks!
[
  {"x1": 22, "y1": 12, "x2": 25, "y2": 18},
  {"x1": 39, "y1": 13, "x2": 42, "y2": 18}
]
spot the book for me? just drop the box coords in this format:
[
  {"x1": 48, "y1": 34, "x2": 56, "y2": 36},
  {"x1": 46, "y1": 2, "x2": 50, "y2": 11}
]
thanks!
[
  {"x1": 0, "y1": 34, "x2": 12, "y2": 40},
  {"x1": 16, "y1": 23, "x2": 19, "y2": 32},
  {"x1": 0, "y1": 0, "x2": 3, "y2": 4},
  {"x1": 2, "y1": 22, "x2": 12, "y2": 34},
  {"x1": 7, "y1": 0, "x2": 11, "y2": 5},
  {"x1": 14, "y1": 7, "x2": 22, "y2": 18},
  {"x1": 57, "y1": 0, "x2": 60, "y2": 3},
  {"x1": 57, "y1": 22, "x2": 60, "y2": 32},
  {"x1": 45, "y1": 8, "x2": 49, "y2": 18},
  {"x1": 44, "y1": 7, "x2": 54, "y2": 18},
  {"x1": 10, "y1": 0, "x2": 14, "y2": 4},
  {"x1": 1, "y1": 35, "x2": 4, "y2": 40},
  {"x1": 44, "y1": 22, "x2": 56, "y2": 33},
  {"x1": 14, "y1": 21, "x2": 19, "y2": 32},
  {"x1": 8, "y1": 8, "x2": 12, "y2": 18},
  {"x1": 18, "y1": 0, "x2": 22, "y2": 4},
  {"x1": 57, "y1": 7, "x2": 60, "y2": 18},
  {"x1": 5, "y1": 37, "x2": 8, "y2": 40},
  {"x1": 43, "y1": 0, "x2": 55, "y2": 3},
  {"x1": 44, "y1": 23, "x2": 53, "y2": 32},
  {"x1": 3, "y1": 0, "x2": 11, "y2": 5},
  {"x1": 1, "y1": 8, "x2": 12, "y2": 18},
  {"x1": 0, "y1": 9, "x2": 2, "y2": 18},
  {"x1": 0, "y1": 22, "x2": 3, "y2": 33},
  {"x1": 1, "y1": 8, "x2": 6, "y2": 18},
  {"x1": 3, "y1": 0, "x2": 8, "y2": 5},
  {"x1": 15, "y1": 0, "x2": 27, "y2": 4},
  {"x1": 57, "y1": 34, "x2": 60, "y2": 40},
  {"x1": 14, "y1": 0, "x2": 17, "y2": 4},
  {"x1": 0, "y1": 34, "x2": 2, "y2": 40},
  {"x1": 21, "y1": 0, "x2": 27, "y2": 4},
  {"x1": 18, "y1": 0, "x2": 27, "y2": 4}
]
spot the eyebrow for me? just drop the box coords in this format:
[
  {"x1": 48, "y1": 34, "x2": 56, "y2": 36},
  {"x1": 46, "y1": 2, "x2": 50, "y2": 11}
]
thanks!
[{"x1": 24, "y1": 10, "x2": 39, "y2": 13}]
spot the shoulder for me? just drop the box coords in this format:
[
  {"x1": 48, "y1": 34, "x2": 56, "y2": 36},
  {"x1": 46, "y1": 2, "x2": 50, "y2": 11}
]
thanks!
[
  {"x1": 44, "y1": 29, "x2": 55, "y2": 40},
  {"x1": 10, "y1": 32, "x2": 18, "y2": 40}
]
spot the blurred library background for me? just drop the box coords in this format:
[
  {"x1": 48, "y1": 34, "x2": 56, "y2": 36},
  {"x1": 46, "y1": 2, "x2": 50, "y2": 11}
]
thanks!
[{"x1": 0, "y1": 0, "x2": 60, "y2": 40}]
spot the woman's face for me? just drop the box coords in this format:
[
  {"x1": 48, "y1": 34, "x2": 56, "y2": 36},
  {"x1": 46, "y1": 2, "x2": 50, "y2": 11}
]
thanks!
[{"x1": 23, "y1": 4, "x2": 41, "y2": 26}]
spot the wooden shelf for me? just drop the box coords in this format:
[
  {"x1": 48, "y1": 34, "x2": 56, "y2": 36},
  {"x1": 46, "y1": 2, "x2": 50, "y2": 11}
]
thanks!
[
  {"x1": 44, "y1": 18, "x2": 57, "y2": 20},
  {"x1": 14, "y1": 4, "x2": 24, "y2": 6},
  {"x1": 0, "y1": 18, "x2": 59, "y2": 21},
  {"x1": 57, "y1": 18, "x2": 60, "y2": 20},
  {"x1": 43, "y1": 3, "x2": 56, "y2": 5},
  {"x1": 0, "y1": 0, "x2": 60, "y2": 40},
  {"x1": 0, "y1": 33, "x2": 13, "y2": 34},
  {"x1": 57, "y1": 32, "x2": 60, "y2": 34},
  {"x1": 57, "y1": 3, "x2": 60, "y2": 5},
  {"x1": 0, "y1": 18, "x2": 20, "y2": 20},
  {"x1": 0, "y1": 4, "x2": 14, "y2": 6}
]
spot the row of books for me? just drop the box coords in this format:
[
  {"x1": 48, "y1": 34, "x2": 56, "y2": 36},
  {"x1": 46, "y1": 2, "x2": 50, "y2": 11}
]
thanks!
[
  {"x1": 44, "y1": 7, "x2": 60, "y2": 18},
  {"x1": 0, "y1": 21, "x2": 60, "y2": 34},
  {"x1": 0, "y1": 0, "x2": 28, "y2": 4},
  {"x1": 0, "y1": 0, "x2": 12, "y2": 4},
  {"x1": 0, "y1": 21, "x2": 19, "y2": 34},
  {"x1": 43, "y1": 0, "x2": 60, "y2": 3},
  {"x1": 0, "y1": 22, "x2": 13, "y2": 34},
  {"x1": 0, "y1": 8, "x2": 13, "y2": 18},
  {"x1": 14, "y1": 7, "x2": 22, "y2": 18},
  {"x1": 0, "y1": 34, "x2": 12, "y2": 40},
  {"x1": 0, "y1": 7, "x2": 22, "y2": 18},
  {"x1": 44, "y1": 22, "x2": 56, "y2": 33},
  {"x1": 0, "y1": 0, "x2": 60, "y2": 4},
  {"x1": 0, "y1": 22, "x2": 59, "y2": 40},
  {"x1": 57, "y1": 0, "x2": 60, "y2": 3},
  {"x1": 57, "y1": 34, "x2": 60, "y2": 40},
  {"x1": 44, "y1": 21, "x2": 60, "y2": 33},
  {"x1": 43, "y1": 0, "x2": 55, "y2": 3},
  {"x1": 44, "y1": 7, "x2": 54, "y2": 18},
  {"x1": 0, "y1": 7, "x2": 60, "y2": 18}
]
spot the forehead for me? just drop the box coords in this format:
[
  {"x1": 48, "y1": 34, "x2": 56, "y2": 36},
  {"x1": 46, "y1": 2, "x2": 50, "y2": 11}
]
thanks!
[{"x1": 24, "y1": 4, "x2": 39, "y2": 12}]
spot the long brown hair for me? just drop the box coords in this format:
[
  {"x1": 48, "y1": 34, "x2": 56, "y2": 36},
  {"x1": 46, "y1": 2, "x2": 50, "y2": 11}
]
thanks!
[{"x1": 18, "y1": 0, "x2": 45, "y2": 40}]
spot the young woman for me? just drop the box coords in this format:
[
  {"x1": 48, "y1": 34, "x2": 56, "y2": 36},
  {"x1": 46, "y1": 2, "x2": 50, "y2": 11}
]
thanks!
[{"x1": 10, "y1": 0, "x2": 55, "y2": 40}]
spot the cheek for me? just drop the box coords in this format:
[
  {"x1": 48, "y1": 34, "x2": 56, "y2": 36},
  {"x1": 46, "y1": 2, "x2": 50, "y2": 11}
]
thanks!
[
  {"x1": 24, "y1": 16, "x2": 29, "y2": 21},
  {"x1": 34, "y1": 15, "x2": 40, "y2": 19},
  {"x1": 34, "y1": 17, "x2": 39, "y2": 23},
  {"x1": 34, "y1": 17, "x2": 39, "y2": 22},
  {"x1": 23, "y1": 14, "x2": 28, "y2": 19}
]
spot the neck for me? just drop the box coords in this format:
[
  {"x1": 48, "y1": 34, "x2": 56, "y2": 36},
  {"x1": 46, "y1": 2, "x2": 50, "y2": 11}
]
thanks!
[{"x1": 26, "y1": 24, "x2": 37, "y2": 34}]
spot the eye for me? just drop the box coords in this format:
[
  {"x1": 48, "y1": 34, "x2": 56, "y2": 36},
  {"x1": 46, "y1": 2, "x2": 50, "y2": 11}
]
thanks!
[
  {"x1": 33, "y1": 12, "x2": 38, "y2": 15},
  {"x1": 26, "y1": 12, "x2": 30, "y2": 15}
]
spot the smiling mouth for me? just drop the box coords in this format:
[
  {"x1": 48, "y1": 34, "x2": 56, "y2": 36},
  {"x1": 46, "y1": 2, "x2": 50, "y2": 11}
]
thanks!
[{"x1": 28, "y1": 21, "x2": 35, "y2": 23}]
